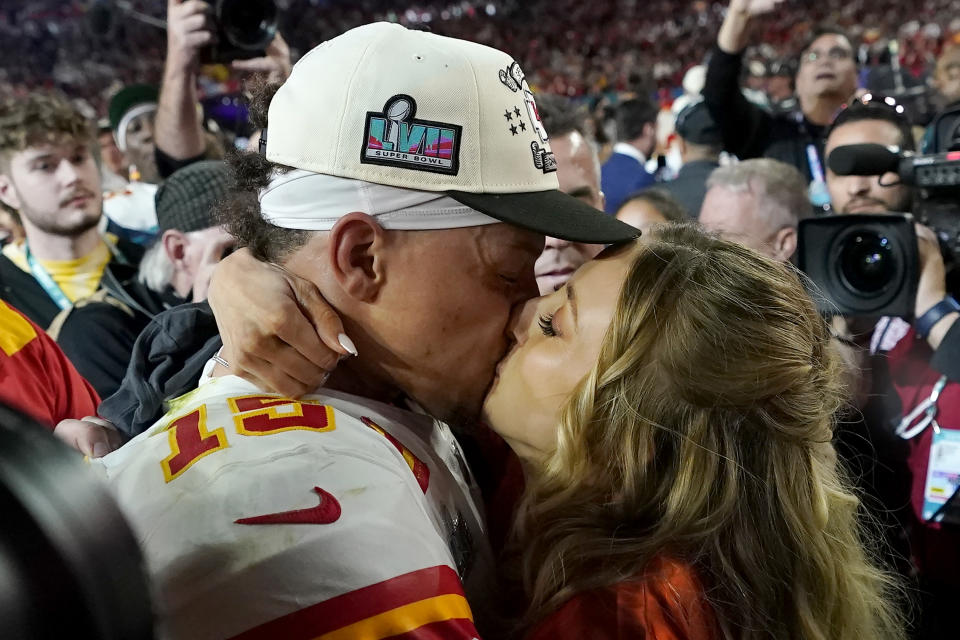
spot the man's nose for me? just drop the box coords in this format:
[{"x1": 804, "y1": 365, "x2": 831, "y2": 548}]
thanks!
[
  {"x1": 544, "y1": 235, "x2": 571, "y2": 250},
  {"x1": 57, "y1": 158, "x2": 81, "y2": 186},
  {"x1": 847, "y1": 175, "x2": 872, "y2": 196}
]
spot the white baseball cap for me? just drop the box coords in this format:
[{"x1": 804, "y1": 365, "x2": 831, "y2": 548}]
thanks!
[{"x1": 262, "y1": 22, "x2": 638, "y2": 244}]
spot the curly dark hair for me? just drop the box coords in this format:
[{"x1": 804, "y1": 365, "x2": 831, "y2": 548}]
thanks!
[{"x1": 215, "y1": 77, "x2": 314, "y2": 264}]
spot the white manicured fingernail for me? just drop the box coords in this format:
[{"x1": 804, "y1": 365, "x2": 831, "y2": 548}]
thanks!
[{"x1": 338, "y1": 333, "x2": 358, "y2": 356}]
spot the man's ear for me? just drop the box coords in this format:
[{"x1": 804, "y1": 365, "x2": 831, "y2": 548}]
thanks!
[
  {"x1": 162, "y1": 229, "x2": 189, "y2": 270},
  {"x1": 329, "y1": 212, "x2": 386, "y2": 302},
  {"x1": 0, "y1": 173, "x2": 21, "y2": 211},
  {"x1": 772, "y1": 226, "x2": 798, "y2": 262}
]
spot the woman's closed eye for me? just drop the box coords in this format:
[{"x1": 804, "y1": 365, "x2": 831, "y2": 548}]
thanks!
[{"x1": 539, "y1": 313, "x2": 560, "y2": 337}]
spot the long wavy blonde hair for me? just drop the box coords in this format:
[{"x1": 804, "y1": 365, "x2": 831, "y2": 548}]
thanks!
[{"x1": 512, "y1": 224, "x2": 905, "y2": 639}]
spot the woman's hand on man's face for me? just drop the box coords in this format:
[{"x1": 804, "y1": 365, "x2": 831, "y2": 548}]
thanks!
[{"x1": 207, "y1": 248, "x2": 357, "y2": 398}]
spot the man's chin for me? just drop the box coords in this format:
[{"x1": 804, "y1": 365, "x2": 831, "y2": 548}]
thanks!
[{"x1": 39, "y1": 212, "x2": 101, "y2": 236}]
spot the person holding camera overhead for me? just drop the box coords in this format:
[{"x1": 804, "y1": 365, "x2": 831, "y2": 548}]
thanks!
[
  {"x1": 155, "y1": 0, "x2": 291, "y2": 181},
  {"x1": 824, "y1": 96, "x2": 960, "y2": 640},
  {"x1": 705, "y1": 0, "x2": 858, "y2": 202}
]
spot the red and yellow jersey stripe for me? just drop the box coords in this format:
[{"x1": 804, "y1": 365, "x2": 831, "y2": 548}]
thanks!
[{"x1": 228, "y1": 565, "x2": 478, "y2": 640}]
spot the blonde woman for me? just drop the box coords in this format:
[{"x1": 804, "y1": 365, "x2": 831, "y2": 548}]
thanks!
[{"x1": 483, "y1": 224, "x2": 905, "y2": 639}]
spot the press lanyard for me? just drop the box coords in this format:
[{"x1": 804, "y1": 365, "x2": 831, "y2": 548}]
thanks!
[
  {"x1": 25, "y1": 245, "x2": 72, "y2": 310},
  {"x1": 896, "y1": 375, "x2": 948, "y2": 440},
  {"x1": 795, "y1": 112, "x2": 830, "y2": 208},
  {"x1": 806, "y1": 144, "x2": 826, "y2": 184}
]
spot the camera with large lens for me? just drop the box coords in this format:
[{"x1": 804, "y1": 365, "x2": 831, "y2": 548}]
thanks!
[
  {"x1": 798, "y1": 214, "x2": 918, "y2": 317},
  {"x1": 202, "y1": 0, "x2": 278, "y2": 64}
]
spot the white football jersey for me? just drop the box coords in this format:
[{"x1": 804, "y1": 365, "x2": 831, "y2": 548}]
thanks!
[{"x1": 92, "y1": 376, "x2": 492, "y2": 639}]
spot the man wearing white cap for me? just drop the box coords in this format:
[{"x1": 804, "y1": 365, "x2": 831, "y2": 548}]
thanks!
[{"x1": 87, "y1": 22, "x2": 636, "y2": 640}]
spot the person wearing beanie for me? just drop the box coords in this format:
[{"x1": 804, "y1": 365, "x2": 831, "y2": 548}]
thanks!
[
  {"x1": 108, "y1": 83, "x2": 161, "y2": 184},
  {"x1": 102, "y1": 84, "x2": 163, "y2": 243},
  {"x1": 51, "y1": 160, "x2": 236, "y2": 399},
  {"x1": 660, "y1": 100, "x2": 723, "y2": 217}
]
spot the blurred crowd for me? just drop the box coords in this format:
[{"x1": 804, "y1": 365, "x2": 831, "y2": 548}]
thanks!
[{"x1": 3, "y1": 0, "x2": 960, "y2": 114}]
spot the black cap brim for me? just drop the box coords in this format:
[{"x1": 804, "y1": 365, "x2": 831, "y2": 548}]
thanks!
[{"x1": 447, "y1": 189, "x2": 640, "y2": 244}]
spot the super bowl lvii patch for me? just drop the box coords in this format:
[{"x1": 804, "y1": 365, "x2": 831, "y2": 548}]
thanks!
[{"x1": 362, "y1": 94, "x2": 462, "y2": 175}]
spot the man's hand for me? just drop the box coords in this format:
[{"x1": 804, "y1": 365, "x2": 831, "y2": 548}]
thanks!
[
  {"x1": 231, "y1": 33, "x2": 292, "y2": 84},
  {"x1": 914, "y1": 223, "x2": 957, "y2": 349},
  {"x1": 207, "y1": 248, "x2": 356, "y2": 398},
  {"x1": 54, "y1": 417, "x2": 123, "y2": 458},
  {"x1": 718, "y1": 0, "x2": 787, "y2": 53},
  {"x1": 166, "y1": 0, "x2": 213, "y2": 71}
]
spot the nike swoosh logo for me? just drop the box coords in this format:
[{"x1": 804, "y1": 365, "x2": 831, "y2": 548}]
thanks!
[{"x1": 235, "y1": 487, "x2": 342, "y2": 525}]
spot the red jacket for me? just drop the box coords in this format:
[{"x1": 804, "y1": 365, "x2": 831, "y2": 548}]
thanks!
[
  {"x1": 0, "y1": 299, "x2": 99, "y2": 427},
  {"x1": 527, "y1": 557, "x2": 718, "y2": 640}
]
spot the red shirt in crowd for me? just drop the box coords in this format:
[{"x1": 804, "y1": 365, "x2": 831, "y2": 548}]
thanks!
[{"x1": 0, "y1": 299, "x2": 100, "y2": 427}]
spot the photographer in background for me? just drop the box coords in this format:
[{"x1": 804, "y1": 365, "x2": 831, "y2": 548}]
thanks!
[
  {"x1": 706, "y1": 0, "x2": 858, "y2": 187},
  {"x1": 824, "y1": 97, "x2": 960, "y2": 640},
  {"x1": 156, "y1": 0, "x2": 290, "y2": 180}
]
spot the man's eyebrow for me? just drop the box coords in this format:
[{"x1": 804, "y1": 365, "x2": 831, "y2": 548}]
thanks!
[
  {"x1": 567, "y1": 282, "x2": 579, "y2": 331},
  {"x1": 566, "y1": 186, "x2": 593, "y2": 200}
]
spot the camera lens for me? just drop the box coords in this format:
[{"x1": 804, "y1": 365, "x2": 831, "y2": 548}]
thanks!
[
  {"x1": 838, "y1": 231, "x2": 896, "y2": 294},
  {"x1": 221, "y1": 0, "x2": 277, "y2": 50}
]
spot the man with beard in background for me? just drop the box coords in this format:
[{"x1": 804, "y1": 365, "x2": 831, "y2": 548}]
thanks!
[{"x1": 0, "y1": 93, "x2": 141, "y2": 329}]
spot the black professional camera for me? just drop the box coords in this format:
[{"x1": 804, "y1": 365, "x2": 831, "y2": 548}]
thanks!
[
  {"x1": 87, "y1": 0, "x2": 278, "y2": 64},
  {"x1": 828, "y1": 143, "x2": 960, "y2": 256},
  {"x1": 0, "y1": 404, "x2": 153, "y2": 638},
  {"x1": 203, "y1": 0, "x2": 278, "y2": 64},
  {"x1": 798, "y1": 214, "x2": 918, "y2": 317}
]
